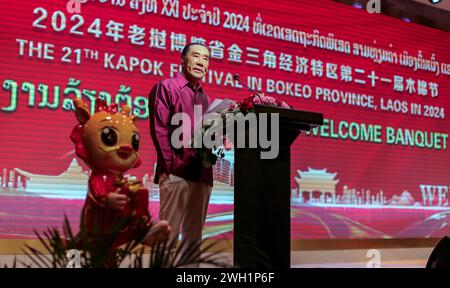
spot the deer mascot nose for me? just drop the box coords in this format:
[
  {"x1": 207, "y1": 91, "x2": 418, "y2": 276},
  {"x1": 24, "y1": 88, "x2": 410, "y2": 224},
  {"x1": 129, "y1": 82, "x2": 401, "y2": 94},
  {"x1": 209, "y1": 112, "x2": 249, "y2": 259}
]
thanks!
[{"x1": 117, "y1": 145, "x2": 133, "y2": 159}]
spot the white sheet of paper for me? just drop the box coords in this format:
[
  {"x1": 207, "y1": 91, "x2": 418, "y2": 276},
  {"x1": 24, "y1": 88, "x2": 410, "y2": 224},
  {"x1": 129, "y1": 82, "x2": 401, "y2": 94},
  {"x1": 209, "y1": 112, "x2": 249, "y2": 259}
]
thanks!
[
  {"x1": 206, "y1": 98, "x2": 235, "y2": 113},
  {"x1": 192, "y1": 98, "x2": 236, "y2": 142}
]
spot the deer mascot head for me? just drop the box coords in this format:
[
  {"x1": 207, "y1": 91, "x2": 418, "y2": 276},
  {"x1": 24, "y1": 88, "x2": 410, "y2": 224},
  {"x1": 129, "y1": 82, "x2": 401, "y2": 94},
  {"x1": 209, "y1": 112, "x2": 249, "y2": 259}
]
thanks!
[{"x1": 70, "y1": 98, "x2": 141, "y2": 175}]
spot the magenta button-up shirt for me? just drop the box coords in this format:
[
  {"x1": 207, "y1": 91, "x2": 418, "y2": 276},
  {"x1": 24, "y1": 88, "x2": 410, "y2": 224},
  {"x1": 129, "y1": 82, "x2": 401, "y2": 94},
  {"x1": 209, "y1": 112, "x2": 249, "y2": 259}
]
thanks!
[{"x1": 149, "y1": 74, "x2": 213, "y2": 187}]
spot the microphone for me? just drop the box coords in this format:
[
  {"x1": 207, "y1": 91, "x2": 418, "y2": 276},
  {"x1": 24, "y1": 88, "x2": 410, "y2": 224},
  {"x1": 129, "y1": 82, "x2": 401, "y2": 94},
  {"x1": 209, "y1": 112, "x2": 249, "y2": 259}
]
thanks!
[{"x1": 233, "y1": 74, "x2": 263, "y2": 103}]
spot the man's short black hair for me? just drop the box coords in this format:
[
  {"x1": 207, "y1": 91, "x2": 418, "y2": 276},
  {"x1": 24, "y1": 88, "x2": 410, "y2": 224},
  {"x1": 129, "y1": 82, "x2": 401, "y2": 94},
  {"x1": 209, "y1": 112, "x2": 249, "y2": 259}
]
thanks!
[{"x1": 181, "y1": 43, "x2": 209, "y2": 59}]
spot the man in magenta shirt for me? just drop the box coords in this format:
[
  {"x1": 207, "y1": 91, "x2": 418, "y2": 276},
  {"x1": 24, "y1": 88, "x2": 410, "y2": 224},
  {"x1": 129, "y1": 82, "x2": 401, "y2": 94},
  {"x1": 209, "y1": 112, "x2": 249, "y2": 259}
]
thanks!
[{"x1": 149, "y1": 43, "x2": 213, "y2": 258}]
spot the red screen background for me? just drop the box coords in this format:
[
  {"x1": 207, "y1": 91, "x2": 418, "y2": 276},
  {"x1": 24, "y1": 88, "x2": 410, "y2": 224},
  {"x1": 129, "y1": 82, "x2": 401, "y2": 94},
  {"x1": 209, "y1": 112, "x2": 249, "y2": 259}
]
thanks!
[{"x1": 1, "y1": 0, "x2": 449, "y2": 240}]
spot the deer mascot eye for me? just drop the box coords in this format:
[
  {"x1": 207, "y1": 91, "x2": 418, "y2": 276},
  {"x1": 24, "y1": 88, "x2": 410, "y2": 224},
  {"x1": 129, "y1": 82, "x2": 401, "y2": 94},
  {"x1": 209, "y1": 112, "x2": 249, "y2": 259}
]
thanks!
[
  {"x1": 101, "y1": 127, "x2": 118, "y2": 146},
  {"x1": 132, "y1": 133, "x2": 140, "y2": 151}
]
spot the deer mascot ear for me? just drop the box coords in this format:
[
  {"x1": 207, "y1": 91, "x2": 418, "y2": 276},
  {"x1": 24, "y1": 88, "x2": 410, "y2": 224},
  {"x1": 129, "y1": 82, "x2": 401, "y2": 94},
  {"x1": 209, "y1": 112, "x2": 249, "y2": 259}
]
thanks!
[
  {"x1": 70, "y1": 98, "x2": 90, "y2": 162},
  {"x1": 73, "y1": 98, "x2": 91, "y2": 124},
  {"x1": 70, "y1": 124, "x2": 89, "y2": 162}
]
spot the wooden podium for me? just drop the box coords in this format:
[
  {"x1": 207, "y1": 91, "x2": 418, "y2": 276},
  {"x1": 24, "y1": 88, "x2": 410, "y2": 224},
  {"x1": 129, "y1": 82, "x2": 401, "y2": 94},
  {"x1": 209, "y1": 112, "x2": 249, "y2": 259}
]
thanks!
[{"x1": 233, "y1": 104, "x2": 323, "y2": 268}]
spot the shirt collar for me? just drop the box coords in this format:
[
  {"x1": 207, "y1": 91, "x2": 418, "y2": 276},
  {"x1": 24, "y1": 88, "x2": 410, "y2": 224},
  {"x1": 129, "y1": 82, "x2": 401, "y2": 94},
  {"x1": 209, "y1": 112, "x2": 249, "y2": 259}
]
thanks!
[{"x1": 176, "y1": 73, "x2": 203, "y2": 92}]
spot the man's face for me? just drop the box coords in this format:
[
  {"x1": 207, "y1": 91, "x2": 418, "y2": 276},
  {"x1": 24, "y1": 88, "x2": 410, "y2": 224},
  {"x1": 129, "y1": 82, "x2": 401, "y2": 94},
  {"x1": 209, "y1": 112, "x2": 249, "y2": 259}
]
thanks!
[{"x1": 182, "y1": 44, "x2": 210, "y2": 83}]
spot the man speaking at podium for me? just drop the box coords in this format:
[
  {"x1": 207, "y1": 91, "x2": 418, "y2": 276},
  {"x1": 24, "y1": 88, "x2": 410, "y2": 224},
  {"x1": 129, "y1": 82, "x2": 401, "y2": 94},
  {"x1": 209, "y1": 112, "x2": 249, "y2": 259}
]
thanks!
[{"x1": 149, "y1": 43, "x2": 213, "y2": 260}]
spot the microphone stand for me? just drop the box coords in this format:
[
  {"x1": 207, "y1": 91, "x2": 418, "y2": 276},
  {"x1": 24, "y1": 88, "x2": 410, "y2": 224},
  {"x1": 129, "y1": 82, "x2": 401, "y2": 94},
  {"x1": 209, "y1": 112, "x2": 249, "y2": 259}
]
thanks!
[{"x1": 233, "y1": 74, "x2": 263, "y2": 103}]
